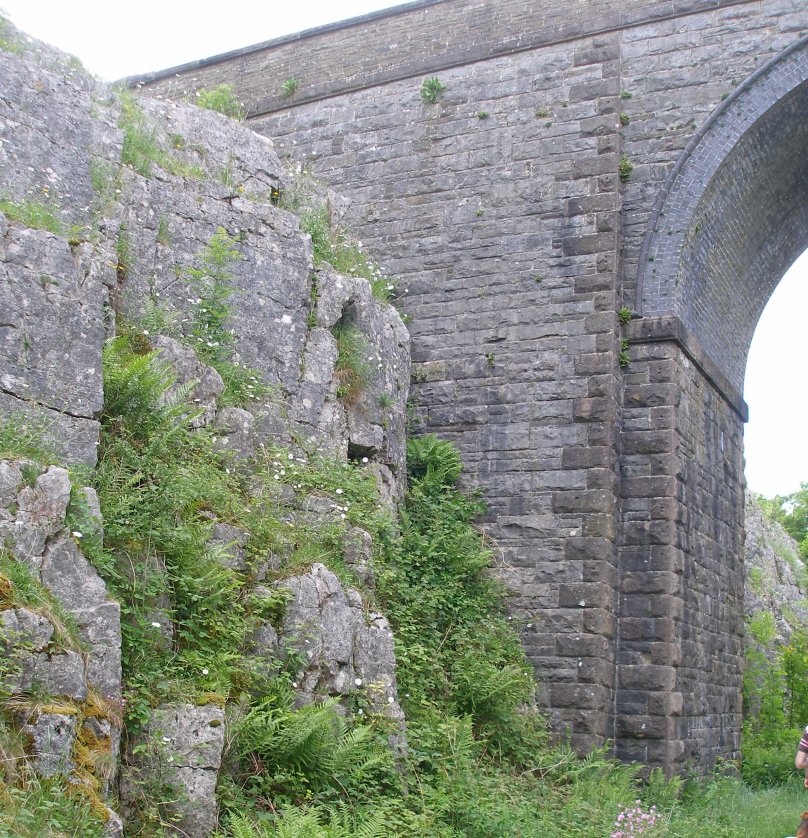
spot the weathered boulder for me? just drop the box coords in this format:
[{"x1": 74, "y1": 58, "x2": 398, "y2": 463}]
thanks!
[
  {"x1": 214, "y1": 406, "x2": 255, "y2": 462},
  {"x1": 0, "y1": 459, "x2": 122, "y2": 800},
  {"x1": 273, "y1": 563, "x2": 405, "y2": 736},
  {"x1": 22, "y1": 712, "x2": 77, "y2": 777},
  {"x1": 121, "y1": 703, "x2": 225, "y2": 838},
  {"x1": 207, "y1": 520, "x2": 249, "y2": 572},
  {"x1": 151, "y1": 335, "x2": 224, "y2": 427}
]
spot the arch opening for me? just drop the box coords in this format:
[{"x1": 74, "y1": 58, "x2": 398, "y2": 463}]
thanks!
[
  {"x1": 744, "y1": 249, "x2": 808, "y2": 498},
  {"x1": 636, "y1": 36, "x2": 808, "y2": 396}
]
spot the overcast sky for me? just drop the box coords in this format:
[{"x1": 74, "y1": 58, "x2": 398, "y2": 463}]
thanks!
[{"x1": 2, "y1": 0, "x2": 806, "y2": 498}]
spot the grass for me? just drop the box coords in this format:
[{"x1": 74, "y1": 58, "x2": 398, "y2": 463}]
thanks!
[
  {"x1": 118, "y1": 90, "x2": 205, "y2": 180},
  {"x1": 0, "y1": 197, "x2": 63, "y2": 235},
  {"x1": 282, "y1": 176, "x2": 397, "y2": 302},
  {"x1": 664, "y1": 777, "x2": 808, "y2": 837},
  {"x1": 332, "y1": 323, "x2": 372, "y2": 405},
  {"x1": 0, "y1": 550, "x2": 83, "y2": 652},
  {"x1": 0, "y1": 775, "x2": 109, "y2": 837}
]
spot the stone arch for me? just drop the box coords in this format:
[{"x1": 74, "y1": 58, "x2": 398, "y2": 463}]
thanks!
[{"x1": 635, "y1": 35, "x2": 808, "y2": 394}]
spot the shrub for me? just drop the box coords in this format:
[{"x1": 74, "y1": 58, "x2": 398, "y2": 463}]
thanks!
[
  {"x1": 195, "y1": 84, "x2": 244, "y2": 120},
  {"x1": 420, "y1": 77, "x2": 445, "y2": 105}
]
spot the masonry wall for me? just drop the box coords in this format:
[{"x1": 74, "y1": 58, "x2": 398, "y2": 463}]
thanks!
[
  {"x1": 618, "y1": 337, "x2": 745, "y2": 770},
  {"x1": 136, "y1": 0, "x2": 806, "y2": 766}
]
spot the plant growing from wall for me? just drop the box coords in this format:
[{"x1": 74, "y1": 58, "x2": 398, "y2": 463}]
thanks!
[
  {"x1": 619, "y1": 155, "x2": 633, "y2": 182},
  {"x1": 195, "y1": 84, "x2": 244, "y2": 120},
  {"x1": 619, "y1": 338, "x2": 630, "y2": 368},
  {"x1": 420, "y1": 77, "x2": 445, "y2": 105},
  {"x1": 281, "y1": 78, "x2": 299, "y2": 98}
]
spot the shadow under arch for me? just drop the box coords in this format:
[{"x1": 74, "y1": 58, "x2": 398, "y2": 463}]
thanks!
[{"x1": 632, "y1": 34, "x2": 808, "y2": 409}]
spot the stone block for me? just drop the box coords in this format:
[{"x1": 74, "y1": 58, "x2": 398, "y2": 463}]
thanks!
[{"x1": 619, "y1": 665, "x2": 676, "y2": 691}]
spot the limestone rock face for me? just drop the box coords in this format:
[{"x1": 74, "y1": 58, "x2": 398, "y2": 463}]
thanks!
[
  {"x1": 151, "y1": 335, "x2": 224, "y2": 427},
  {"x1": 274, "y1": 563, "x2": 406, "y2": 737},
  {"x1": 121, "y1": 703, "x2": 226, "y2": 838},
  {"x1": 0, "y1": 459, "x2": 122, "y2": 802},
  {"x1": 0, "y1": 45, "x2": 117, "y2": 466},
  {"x1": 0, "y1": 25, "x2": 412, "y2": 835},
  {"x1": 744, "y1": 491, "x2": 808, "y2": 641},
  {"x1": 23, "y1": 712, "x2": 77, "y2": 777}
]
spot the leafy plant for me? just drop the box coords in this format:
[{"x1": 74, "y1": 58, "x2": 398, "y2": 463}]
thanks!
[
  {"x1": 332, "y1": 323, "x2": 372, "y2": 405},
  {"x1": 282, "y1": 78, "x2": 299, "y2": 98},
  {"x1": 619, "y1": 112, "x2": 630, "y2": 126},
  {"x1": 195, "y1": 84, "x2": 244, "y2": 120},
  {"x1": 619, "y1": 307, "x2": 633, "y2": 324},
  {"x1": 619, "y1": 337, "x2": 631, "y2": 367},
  {"x1": 619, "y1": 155, "x2": 633, "y2": 182},
  {"x1": 420, "y1": 77, "x2": 445, "y2": 105}
]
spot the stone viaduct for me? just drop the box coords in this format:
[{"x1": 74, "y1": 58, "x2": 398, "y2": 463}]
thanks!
[{"x1": 134, "y1": 0, "x2": 808, "y2": 772}]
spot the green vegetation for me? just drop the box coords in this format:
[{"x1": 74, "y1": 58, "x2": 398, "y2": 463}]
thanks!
[
  {"x1": 5, "y1": 332, "x2": 808, "y2": 833},
  {"x1": 282, "y1": 175, "x2": 396, "y2": 302},
  {"x1": 618, "y1": 306, "x2": 633, "y2": 324},
  {"x1": 420, "y1": 77, "x2": 445, "y2": 105},
  {"x1": 332, "y1": 323, "x2": 372, "y2": 405},
  {"x1": 195, "y1": 84, "x2": 244, "y2": 120},
  {"x1": 0, "y1": 549, "x2": 82, "y2": 651},
  {"x1": 619, "y1": 155, "x2": 633, "y2": 182},
  {"x1": 619, "y1": 112, "x2": 630, "y2": 126},
  {"x1": 619, "y1": 337, "x2": 630, "y2": 368},
  {"x1": 282, "y1": 78, "x2": 299, "y2": 99},
  {"x1": 0, "y1": 15, "x2": 22, "y2": 53},
  {"x1": 118, "y1": 91, "x2": 205, "y2": 180},
  {"x1": 183, "y1": 228, "x2": 271, "y2": 407},
  {"x1": 761, "y1": 485, "x2": 808, "y2": 561},
  {"x1": 0, "y1": 417, "x2": 60, "y2": 465},
  {"x1": 0, "y1": 197, "x2": 63, "y2": 235},
  {"x1": 0, "y1": 776, "x2": 109, "y2": 837}
]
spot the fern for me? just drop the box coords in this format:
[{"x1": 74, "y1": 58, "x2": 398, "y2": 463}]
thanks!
[{"x1": 406, "y1": 435, "x2": 462, "y2": 492}]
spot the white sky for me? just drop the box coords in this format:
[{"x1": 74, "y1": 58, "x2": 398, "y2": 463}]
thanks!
[{"x1": 2, "y1": 0, "x2": 806, "y2": 498}]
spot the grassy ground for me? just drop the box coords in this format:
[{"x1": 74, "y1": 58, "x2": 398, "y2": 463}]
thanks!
[{"x1": 664, "y1": 780, "x2": 808, "y2": 837}]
